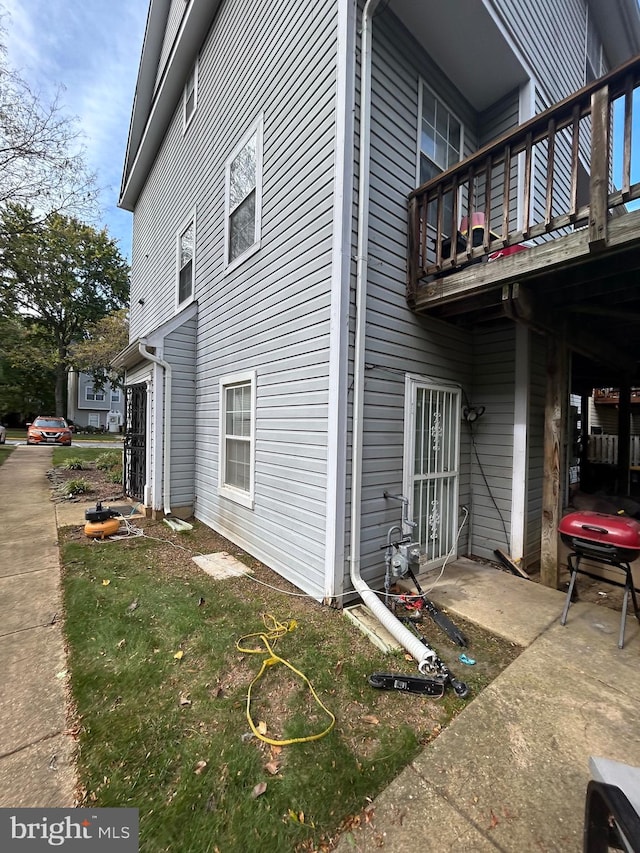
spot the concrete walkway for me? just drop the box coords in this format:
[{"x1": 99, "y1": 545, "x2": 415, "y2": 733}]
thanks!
[
  {"x1": 335, "y1": 559, "x2": 640, "y2": 852},
  {"x1": 0, "y1": 445, "x2": 76, "y2": 807}
]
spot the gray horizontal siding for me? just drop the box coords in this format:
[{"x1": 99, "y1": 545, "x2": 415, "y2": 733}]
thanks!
[
  {"x1": 164, "y1": 316, "x2": 196, "y2": 510},
  {"x1": 155, "y1": 0, "x2": 189, "y2": 94},
  {"x1": 354, "y1": 8, "x2": 475, "y2": 587},
  {"x1": 492, "y1": 0, "x2": 588, "y2": 106},
  {"x1": 131, "y1": 0, "x2": 339, "y2": 599},
  {"x1": 469, "y1": 325, "x2": 516, "y2": 561}
]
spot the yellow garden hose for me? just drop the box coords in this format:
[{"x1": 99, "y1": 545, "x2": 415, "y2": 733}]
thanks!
[{"x1": 236, "y1": 615, "x2": 335, "y2": 746}]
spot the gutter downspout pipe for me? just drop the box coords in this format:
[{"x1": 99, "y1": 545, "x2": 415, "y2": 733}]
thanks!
[
  {"x1": 349, "y1": 0, "x2": 435, "y2": 672},
  {"x1": 138, "y1": 341, "x2": 172, "y2": 517}
]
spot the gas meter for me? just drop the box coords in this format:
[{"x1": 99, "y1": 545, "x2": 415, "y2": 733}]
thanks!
[{"x1": 390, "y1": 541, "x2": 421, "y2": 577}]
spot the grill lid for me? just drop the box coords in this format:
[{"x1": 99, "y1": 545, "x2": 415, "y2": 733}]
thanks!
[{"x1": 559, "y1": 511, "x2": 640, "y2": 550}]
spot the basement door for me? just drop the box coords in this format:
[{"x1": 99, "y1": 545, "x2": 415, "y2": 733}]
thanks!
[
  {"x1": 123, "y1": 383, "x2": 147, "y2": 503},
  {"x1": 403, "y1": 378, "x2": 461, "y2": 568}
]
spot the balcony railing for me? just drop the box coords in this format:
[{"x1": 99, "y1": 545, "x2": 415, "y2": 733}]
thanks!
[
  {"x1": 407, "y1": 54, "x2": 640, "y2": 306},
  {"x1": 593, "y1": 388, "x2": 640, "y2": 406}
]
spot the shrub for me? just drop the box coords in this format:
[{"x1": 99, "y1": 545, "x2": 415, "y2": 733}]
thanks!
[
  {"x1": 62, "y1": 457, "x2": 86, "y2": 470},
  {"x1": 106, "y1": 469, "x2": 123, "y2": 485},
  {"x1": 61, "y1": 478, "x2": 92, "y2": 496},
  {"x1": 96, "y1": 451, "x2": 121, "y2": 471}
]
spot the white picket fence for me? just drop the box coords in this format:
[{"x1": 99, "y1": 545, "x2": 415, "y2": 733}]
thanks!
[{"x1": 588, "y1": 434, "x2": 640, "y2": 466}]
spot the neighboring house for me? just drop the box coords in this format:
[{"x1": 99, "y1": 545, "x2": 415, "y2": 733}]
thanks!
[
  {"x1": 115, "y1": 0, "x2": 640, "y2": 603},
  {"x1": 66, "y1": 370, "x2": 125, "y2": 432}
]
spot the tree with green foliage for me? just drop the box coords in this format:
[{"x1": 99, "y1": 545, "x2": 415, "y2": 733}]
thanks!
[
  {"x1": 0, "y1": 205, "x2": 129, "y2": 416},
  {"x1": 0, "y1": 315, "x2": 56, "y2": 420},
  {"x1": 71, "y1": 307, "x2": 130, "y2": 390}
]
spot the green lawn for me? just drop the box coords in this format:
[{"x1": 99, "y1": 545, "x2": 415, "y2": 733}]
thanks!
[
  {"x1": 59, "y1": 518, "x2": 521, "y2": 853},
  {"x1": 0, "y1": 445, "x2": 14, "y2": 465}
]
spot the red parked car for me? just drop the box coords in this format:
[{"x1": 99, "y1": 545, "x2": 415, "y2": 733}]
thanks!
[{"x1": 26, "y1": 417, "x2": 73, "y2": 446}]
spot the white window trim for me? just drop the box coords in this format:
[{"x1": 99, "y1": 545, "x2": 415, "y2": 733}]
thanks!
[
  {"x1": 218, "y1": 370, "x2": 256, "y2": 509},
  {"x1": 175, "y1": 208, "x2": 196, "y2": 311},
  {"x1": 183, "y1": 58, "x2": 198, "y2": 132},
  {"x1": 224, "y1": 114, "x2": 263, "y2": 274},
  {"x1": 111, "y1": 388, "x2": 121, "y2": 404},
  {"x1": 85, "y1": 386, "x2": 105, "y2": 402},
  {"x1": 415, "y1": 78, "x2": 465, "y2": 187}
]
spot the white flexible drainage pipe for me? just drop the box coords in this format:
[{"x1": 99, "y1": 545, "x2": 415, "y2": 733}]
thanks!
[
  {"x1": 349, "y1": 0, "x2": 435, "y2": 673},
  {"x1": 138, "y1": 341, "x2": 172, "y2": 517}
]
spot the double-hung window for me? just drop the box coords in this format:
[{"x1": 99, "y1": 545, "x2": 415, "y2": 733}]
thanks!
[
  {"x1": 86, "y1": 386, "x2": 105, "y2": 402},
  {"x1": 111, "y1": 388, "x2": 121, "y2": 404},
  {"x1": 177, "y1": 215, "x2": 195, "y2": 307},
  {"x1": 225, "y1": 115, "x2": 263, "y2": 268},
  {"x1": 418, "y1": 82, "x2": 463, "y2": 234},
  {"x1": 183, "y1": 60, "x2": 198, "y2": 130},
  {"x1": 219, "y1": 371, "x2": 255, "y2": 508}
]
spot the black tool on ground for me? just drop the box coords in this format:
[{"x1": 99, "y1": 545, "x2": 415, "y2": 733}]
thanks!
[
  {"x1": 397, "y1": 616, "x2": 469, "y2": 699},
  {"x1": 404, "y1": 566, "x2": 468, "y2": 647},
  {"x1": 85, "y1": 501, "x2": 120, "y2": 523},
  {"x1": 368, "y1": 672, "x2": 446, "y2": 697}
]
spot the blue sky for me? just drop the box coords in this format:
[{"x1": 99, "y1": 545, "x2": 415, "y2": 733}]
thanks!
[{"x1": 1, "y1": 0, "x2": 148, "y2": 261}]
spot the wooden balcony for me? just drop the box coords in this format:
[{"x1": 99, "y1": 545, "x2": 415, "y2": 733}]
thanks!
[{"x1": 407, "y1": 54, "x2": 640, "y2": 366}]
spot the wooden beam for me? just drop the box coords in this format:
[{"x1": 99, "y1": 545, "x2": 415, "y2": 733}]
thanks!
[
  {"x1": 589, "y1": 86, "x2": 610, "y2": 250},
  {"x1": 540, "y1": 336, "x2": 567, "y2": 589},
  {"x1": 501, "y1": 282, "x2": 633, "y2": 372},
  {"x1": 617, "y1": 382, "x2": 631, "y2": 496},
  {"x1": 412, "y1": 208, "x2": 640, "y2": 312}
]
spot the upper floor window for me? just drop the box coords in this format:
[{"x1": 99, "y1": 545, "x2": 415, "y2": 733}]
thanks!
[
  {"x1": 111, "y1": 388, "x2": 121, "y2": 404},
  {"x1": 419, "y1": 83, "x2": 462, "y2": 185},
  {"x1": 225, "y1": 115, "x2": 263, "y2": 269},
  {"x1": 183, "y1": 60, "x2": 198, "y2": 130},
  {"x1": 177, "y1": 215, "x2": 195, "y2": 307},
  {"x1": 86, "y1": 386, "x2": 105, "y2": 402},
  {"x1": 585, "y1": 10, "x2": 603, "y2": 84}
]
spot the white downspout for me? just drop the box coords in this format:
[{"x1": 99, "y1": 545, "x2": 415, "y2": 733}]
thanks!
[
  {"x1": 349, "y1": 0, "x2": 435, "y2": 672},
  {"x1": 138, "y1": 341, "x2": 172, "y2": 516}
]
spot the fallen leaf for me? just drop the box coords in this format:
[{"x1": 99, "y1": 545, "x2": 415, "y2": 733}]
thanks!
[
  {"x1": 288, "y1": 808, "x2": 299, "y2": 823},
  {"x1": 127, "y1": 599, "x2": 139, "y2": 612},
  {"x1": 251, "y1": 782, "x2": 267, "y2": 799},
  {"x1": 264, "y1": 760, "x2": 280, "y2": 775},
  {"x1": 55, "y1": 670, "x2": 68, "y2": 680},
  {"x1": 198, "y1": 597, "x2": 205, "y2": 607},
  {"x1": 194, "y1": 760, "x2": 207, "y2": 775},
  {"x1": 489, "y1": 809, "x2": 499, "y2": 830},
  {"x1": 362, "y1": 715, "x2": 379, "y2": 726},
  {"x1": 257, "y1": 720, "x2": 268, "y2": 735},
  {"x1": 102, "y1": 579, "x2": 111, "y2": 586},
  {"x1": 335, "y1": 660, "x2": 343, "y2": 676},
  {"x1": 117, "y1": 639, "x2": 126, "y2": 649},
  {"x1": 270, "y1": 745, "x2": 282, "y2": 756},
  {"x1": 173, "y1": 650, "x2": 184, "y2": 660},
  {"x1": 179, "y1": 692, "x2": 192, "y2": 706},
  {"x1": 404, "y1": 653, "x2": 413, "y2": 661}
]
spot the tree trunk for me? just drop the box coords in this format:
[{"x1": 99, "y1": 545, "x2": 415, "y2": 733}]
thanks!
[{"x1": 55, "y1": 359, "x2": 67, "y2": 417}]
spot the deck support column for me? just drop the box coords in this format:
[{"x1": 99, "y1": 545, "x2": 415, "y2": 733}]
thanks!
[
  {"x1": 540, "y1": 336, "x2": 568, "y2": 588},
  {"x1": 617, "y1": 382, "x2": 631, "y2": 496}
]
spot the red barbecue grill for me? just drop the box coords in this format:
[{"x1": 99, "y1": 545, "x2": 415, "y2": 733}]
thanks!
[{"x1": 559, "y1": 511, "x2": 640, "y2": 648}]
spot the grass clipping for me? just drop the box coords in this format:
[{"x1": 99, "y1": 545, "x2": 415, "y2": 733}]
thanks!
[{"x1": 60, "y1": 519, "x2": 520, "y2": 853}]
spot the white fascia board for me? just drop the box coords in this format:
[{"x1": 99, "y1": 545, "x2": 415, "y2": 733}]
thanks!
[{"x1": 120, "y1": 0, "x2": 223, "y2": 211}]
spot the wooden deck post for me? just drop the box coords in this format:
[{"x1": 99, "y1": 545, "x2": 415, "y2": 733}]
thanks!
[
  {"x1": 617, "y1": 382, "x2": 631, "y2": 496},
  {"x1": 589, "y1": 85, "x2": 610, "y2": 250},
  {"x1": 540, "y1": 336, "x2": 568, "y2": 588}
]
